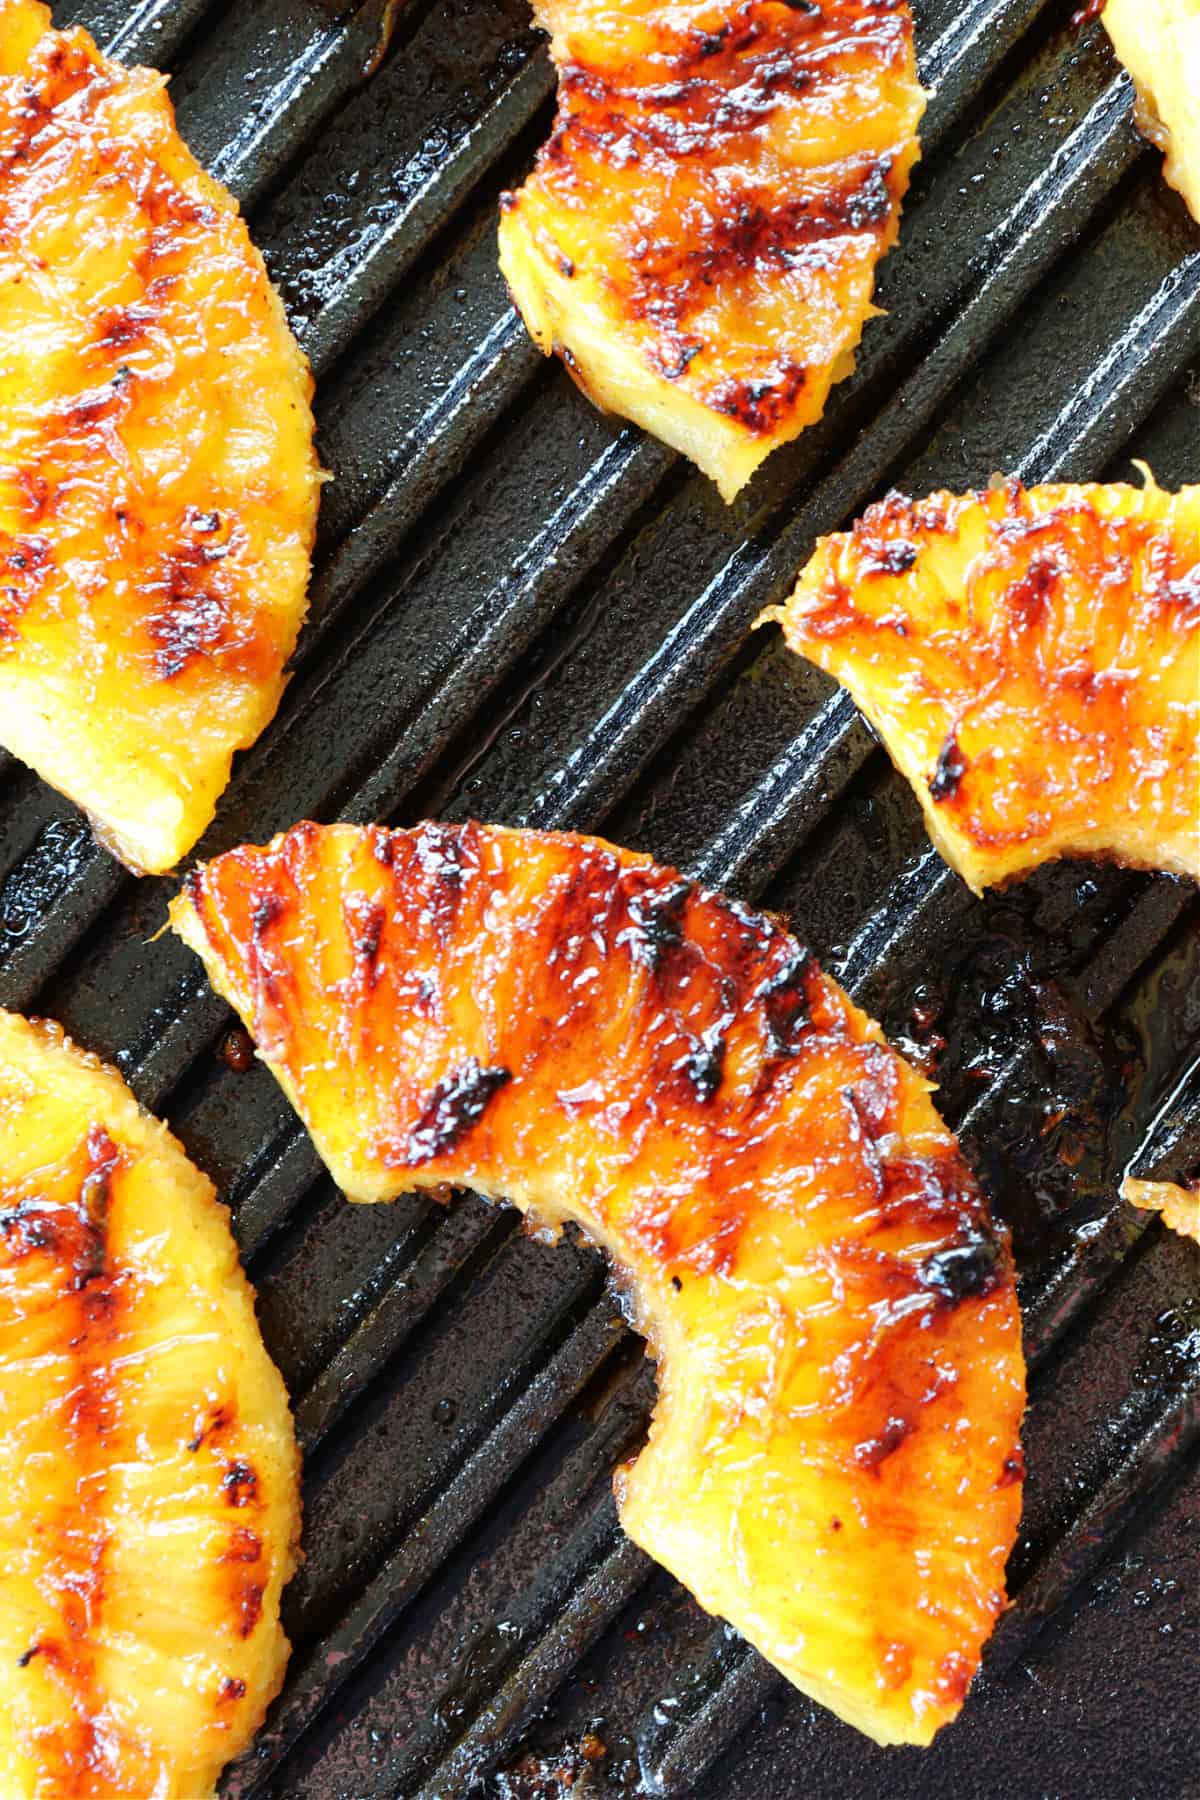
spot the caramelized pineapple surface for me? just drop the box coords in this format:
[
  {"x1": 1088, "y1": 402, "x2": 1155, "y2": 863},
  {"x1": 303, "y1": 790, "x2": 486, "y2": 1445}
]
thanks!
[
  {"x1": 171, "y1": 821, "x2": 1025, "y2": 1748},
  {"x1": 1103, "y1": 0, "x2": 1200, "y2": 224},
  {"x1": 764, "y1": 478, "x2": 1200, "y2": 892},
  {"x1": 0, "y1": 1010, "x2": 300, "y2": 1798},
  {"x1": 499, "y1": 0, "x2": 925, "y2": 501},
  {"x1": 0, "y1": 0, "x2": 320, "y2": 874}
]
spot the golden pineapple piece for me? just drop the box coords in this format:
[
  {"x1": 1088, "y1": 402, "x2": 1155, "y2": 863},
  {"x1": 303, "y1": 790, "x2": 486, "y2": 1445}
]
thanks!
[
  {"x1": 762, "y1": 477, "x2": 1200, "y2": 893},
  {"x1": 0, "y1": 1009, "x2": 300, "y2": 1798},
  {"x1": 0, "y1": 0, "x2": 320, "y2": 874},
  {"x1": 1122, "y1": 1175, "x2": 1200, "y2": 1246},
  {"x1": 171, "y1": 821, "x2": 1025, "y2": 1748},
  {"x1": 498, "y1": 0, "x2": 925, "y2": 501},
  {"x1": 1103, "y1": 0, "x2": 1200, "y2": 224}
]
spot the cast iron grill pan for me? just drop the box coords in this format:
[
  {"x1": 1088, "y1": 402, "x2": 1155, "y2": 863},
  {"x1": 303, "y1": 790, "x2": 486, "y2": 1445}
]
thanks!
[{"x1": 2, "y1": 1, "x2": 1197, "y2": 1795}]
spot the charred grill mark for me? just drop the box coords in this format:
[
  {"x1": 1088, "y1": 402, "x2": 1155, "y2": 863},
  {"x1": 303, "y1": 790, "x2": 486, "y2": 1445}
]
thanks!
[
  {"x1": 221, "y1": 1518, "x2": 267, "y2": 1643},
  {"x1": 929, "y1": 732, "x2": 968, "y2": 803},
  {"x1": 675, "y1": 1021, "x2": 729, "y2": 1103},
  {"x1": 94, "y1": 302, "x2": 157, "y2": 353},
  {"x1": 77, "y1": 1125, "x2": 117, "y2": 1285},
  {"x1": 860, "y1": 536, "x2": 918, "y2": 576},
  {"x1": 709, "y1": 363, "x2": 808, "y2": 434},
  {"x1": 412, "y1": 820, "x2": 477, "y2": 948},
  {"x1": 222, "y1": 1460, "x2": 259, "y2": 1508},
  {"x1": 187, "y1": 1402, "x2": 233, "y2": 1453},
  {"x1": 0, "y1": 1125, "x2": 117, "y2": 1284},
  {"x1": 619, "y1": 877, "x2": 692, "y2": 972},
  {"x1": 145, "y1": 515, "x2": 240, "y2": 681},
  {"x1": 753, "y1": 945, "x2": 814, "y2": 1058},
  {"x1": 58, "y1": 364, "x2": 135, "y2": 432},
  {"x1": 406, "y1": 1058, "x2": 513, "y2": 1165},
  {"x1": 237, "y1": 1584, "x2": 264, "y2": 1639},
  {"x1": 916, "y1": 1232, "x2": 1003, "y2": 1306},
  {"x1": 853, "y1": 1413, "x2": 913, "y2": 1469},
  {"x1": 617, "y1": 158, "x2": 896, "y2": 324},
  {"x1": 224, "y1": 1525, "x2": 262, "y2": 1563},
  {"x1": 6, "y1": 1120, "x2": 125, "y2": 1789},
  {"x1": 1003, "y1": 552, "x2": 1060, "y2": 630},
  {"x1": 0, "y1": 37, "x2": 98, "y2": 179},
  {"x1": 219, "y1": 1676, "x2": 247, "y2": 1702},
  {"x1": 0, "y1": 532, "x2": 51, "y2": 642}
]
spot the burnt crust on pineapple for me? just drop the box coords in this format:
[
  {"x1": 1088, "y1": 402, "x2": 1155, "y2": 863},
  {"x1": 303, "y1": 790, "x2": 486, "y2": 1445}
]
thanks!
[
  {"x1": 765, "y1": 477, "x2": 1200, "y2": 890},
  {"x1": 499, "y1": 0, "x2": 924, "y2": 497},
  {"x1": 0, "y1": 1011, "x2": 300, "y2": 1798},
  {"x1": 172, "y1": 821, "x2": 1024, "y2": 1748}
]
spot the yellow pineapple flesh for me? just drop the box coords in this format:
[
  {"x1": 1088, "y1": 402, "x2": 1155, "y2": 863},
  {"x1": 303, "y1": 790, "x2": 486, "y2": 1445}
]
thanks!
[
  {"x1": 499, "y1": 0, "x2": 925, "y2": 501},
  {"x1": 171, "y1": 820, "x2": 1025, "y2": 1749},
  {"x1": 1123, "y1": 1176, "x2": 1200, "y2": 1246},
  {"x1": 0, "y1": 0, "x2": 320, "y2": 874},
  {"x1": 0, "y1": 1010, "x2": 300, "y2": 1798},
  {"x1": 763, "y1": 478, "x2": 1200, "y2": 892},
  {"x1": 1103, "y1": 0, "x2": 1200, "y2": 224}
]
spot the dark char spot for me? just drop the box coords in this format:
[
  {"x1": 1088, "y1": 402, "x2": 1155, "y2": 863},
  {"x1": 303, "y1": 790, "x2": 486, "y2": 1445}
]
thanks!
[
  {"x1": 676, "y1": 1024, "x2": 727, "y2": 1103},
  {"x1": 917, "y1": 1235, "x2": 1002, "y2": 1306},
  {"x1": 929, "y1": 732, "x2": 968, "y2": 803},
  {"x1": 754, "y1": 946, "x2": 813, "y2": 1058},
  {"x1": 854, "y1": 1414, "x2": 913, "y2": 1469},
  {"x1": 619, "y1": 879, "x2": 691, "y2": 972},
  {"x1": 222, "y1": 1460, "x2": 258, "y2": 1508},
  {"x1": 406, "y1": 1059, "x2": 512, "y2": 1165}
]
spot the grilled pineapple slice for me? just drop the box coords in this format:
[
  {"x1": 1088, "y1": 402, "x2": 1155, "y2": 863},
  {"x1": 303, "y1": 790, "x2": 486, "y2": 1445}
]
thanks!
[
  {"x1": 0, "y1": 0, "x2": 320, "y2": 874},
  {"x1": 1103, "y1": 0, "x2": 1200, "y2": 224},
  {"x1": 171, "y1": 821, "x2": 1025, "y2": 1748},
  {"x1": 0, "y1": 1010, "x2": 300, "y2": 1798},
  {"x1": 499, "y1": 0, "x2": 925, "y2": 501},
  {"x1": 763, "y1": 477, "x2": 1200, "y2": 892},
  {"x1": 1123, "y1": 1176, "x2": 1200, "y2": 1246}
]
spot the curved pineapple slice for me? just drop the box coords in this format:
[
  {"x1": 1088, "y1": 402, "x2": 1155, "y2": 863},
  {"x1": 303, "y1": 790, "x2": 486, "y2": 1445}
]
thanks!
[
  {"x1": 0, "y1": 0, "x2": 320, "y2": 874},
  {"x1": 762, "y1": 477, "x2": 1200, "y2": 892},
  {"x1": 171, "y1": 821, "x2": 1024, "y2": 1748},
  {"x1": 1102, "y1": 0, "x2": 1200, "y2": 224},
  {"x1": 499, "y1": 0, "x2": 925, "y2": 502},
  {"x1": 0, "y1": 1010, "x2": 300, "y2": 1798}
]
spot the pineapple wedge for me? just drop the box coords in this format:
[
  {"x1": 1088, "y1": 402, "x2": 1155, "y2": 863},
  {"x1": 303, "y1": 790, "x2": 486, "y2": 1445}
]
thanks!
[
  {"x1": 762, "y1": 477, "x2": 1200, "y2": 893},
  {"x1": 1103, "y1": 0, "x2": 1200, "y2": 224},
  {"x1": 0, "y1": 0, "x2": 320, "y2": 874},
  {"x1": 0, "y1": 1010, "x2": 300, "y2": 1798},
  {"x1": 171, "y1": 821, "x2": 1025, "y2": 1748},
  {"x1": 499, "y1": 0, "x2": 925, "y2": 502}
]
